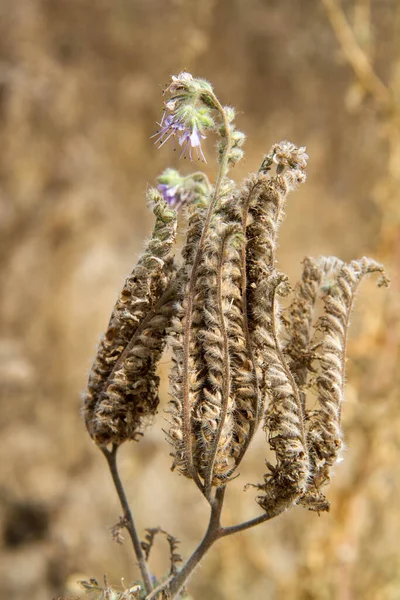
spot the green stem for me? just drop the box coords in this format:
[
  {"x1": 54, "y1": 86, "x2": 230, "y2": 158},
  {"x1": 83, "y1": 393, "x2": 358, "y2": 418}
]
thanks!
[{"x1": 183, "y1": 172, "x2": 211, "y2": 187}]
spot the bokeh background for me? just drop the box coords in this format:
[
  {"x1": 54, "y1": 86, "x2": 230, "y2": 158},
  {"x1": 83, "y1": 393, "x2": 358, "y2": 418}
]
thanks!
[{"x1": 0, "y1": 0, "x2": 399, "y2": 598}]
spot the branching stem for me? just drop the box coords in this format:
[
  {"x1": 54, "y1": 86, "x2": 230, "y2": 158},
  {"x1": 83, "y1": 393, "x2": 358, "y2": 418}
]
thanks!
[
  {"x1": 145, "y1": 575, "x2": 174, "y2": 600},
  {"x1": 165, "y1": 486, "x2": 226, "y2": 599},
  {"x1": 159, "y1": 487, "x2": 290, "y2": 600}
]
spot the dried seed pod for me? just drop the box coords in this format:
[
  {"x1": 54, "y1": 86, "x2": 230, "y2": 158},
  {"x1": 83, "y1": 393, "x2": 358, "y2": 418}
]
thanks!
[
  {"x1": 217, "y1": 184, "x2": 259, "y2": 467},
  {"x1": 254, "y1": 271, "x2": 310, "y2": 513},
  {"x1": 88, "y1": 291, "x2": 177, "y2": 445},
  {"x1": 245, "y1": 142, "x2": 308, "y2": 418},
  {"x1": 84, "y1": 191, "x2": 178, "y2": 445},
  {"x1": 241, "y1": 143, "x2": 311, "y2": 512},
  {"x1": 245, "y1": 172, "x2": 284, "y2": 410},
  {"x1": 141, "y1": 527, "x2": 182, "y2": 577},
  {"x1": 283, "y1": 257, "x2": 324, "y2": 389},
  {"x1": 166, "y1": 199, "x2": 208, "y2": 477},
  {"x1": 223, "y1": 230, "x2": 258, "y2": 468},
  {"x1": 195, "y1": 221, "x2": 239, "y2": 488},
  {"x1": 300, "y1": 257, "x2": 389, "y2": 510},
  {"x1": 168, "y1": 189, "x2": 254, "y2": 488}
]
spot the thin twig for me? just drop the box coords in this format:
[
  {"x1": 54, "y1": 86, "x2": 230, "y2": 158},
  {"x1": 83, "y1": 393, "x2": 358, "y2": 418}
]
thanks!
[
  {"x1": 145, "y1": 575, "x2": 174, "y2": 600},
  {"x1": 220, "y1": 504, "x2": 287, "y2": 538},
  {"x1": 101, "y1": 445, "x2": 153, "y2": 595},
  {"x1": 322, "y1": 0, "x2": 393, "y2": 110}
]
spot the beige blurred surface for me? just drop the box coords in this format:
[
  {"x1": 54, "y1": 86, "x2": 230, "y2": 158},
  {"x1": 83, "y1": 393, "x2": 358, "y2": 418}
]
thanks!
[{"x1": 0, "y1": 1, "x2": 399, "y2": 599}]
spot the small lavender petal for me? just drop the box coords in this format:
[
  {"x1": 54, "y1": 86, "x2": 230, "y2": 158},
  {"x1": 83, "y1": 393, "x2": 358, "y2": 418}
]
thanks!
[
  {"x1": 151, "y1": 114, "x2": 184, "y2": 148},
  {"x1": 157, "y1": 184, "x2": 180, "y2": 208},
  {"x1": 153, "y1": 112, "x2": 207, "y2": 162},
  {"x1": 178, "y1": 125, "x2": 207, "y2": 162},
  {"x1": 189, "y1": 126, "x2": 201, "y2": 147}
]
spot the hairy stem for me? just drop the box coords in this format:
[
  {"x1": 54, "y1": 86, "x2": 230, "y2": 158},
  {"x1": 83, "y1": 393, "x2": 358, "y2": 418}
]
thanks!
[
  {"x1": 102, "y1": 445, "x2": 153, "y2": 595},
  {"x1": 184, "y1": 171, "x2": 211, "y2": 187},
  {"x1": 204, "y1": 232, "x2": 232, "y2": 497},
  {"x1": 182, "y1": 94, "x2": 233, "y2": 495}
]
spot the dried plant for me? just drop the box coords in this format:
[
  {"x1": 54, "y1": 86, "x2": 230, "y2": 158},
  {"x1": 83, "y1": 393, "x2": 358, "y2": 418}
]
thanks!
[{"x1": 82, "y1": 72, "x2": 388, "y2": 599}]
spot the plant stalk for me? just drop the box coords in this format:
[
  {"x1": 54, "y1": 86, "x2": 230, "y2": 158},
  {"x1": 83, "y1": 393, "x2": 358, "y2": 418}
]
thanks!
[
  {"x1": 165, "y1": 487, "x2": 226, "y2": 599},
  {"x1": 102, "y1": 445, "x2": 154, "y2": 595},
  {"x1": 163, "y1": 488, "x2": 289, "y2": 599}
]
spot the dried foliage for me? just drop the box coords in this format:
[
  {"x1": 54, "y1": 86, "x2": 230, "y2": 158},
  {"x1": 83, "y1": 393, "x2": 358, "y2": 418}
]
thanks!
[
  {"x1": 79, "y1": 576, "x2": 142, "y2": 600},
  {"x1": 79, "y1": 72, "x2": 388, "y2": 600},
  {"x1": 141, "y1": 527, "x2": 182, "y2": 577}
]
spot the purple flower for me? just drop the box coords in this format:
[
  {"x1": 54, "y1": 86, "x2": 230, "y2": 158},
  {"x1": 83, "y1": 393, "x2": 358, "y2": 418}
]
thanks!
[
  {"x1": 152, "y1": 114, "x2": 207, "y2": 163},
  {"x1": 157, "y1": 181, "x2": 194, "y2": 210},
  {"x1": 157, "y1": 183, "x2": 182, "y2": 209},
  {"x1": 152, "y1": 113, "x2": 186, "y2": 149},
  {"x1": 156, "y1": 168, "x2": 210, "y2": 210},
  {"x1": 178, "y1": 124, "x2": 206, "y2": 162}
]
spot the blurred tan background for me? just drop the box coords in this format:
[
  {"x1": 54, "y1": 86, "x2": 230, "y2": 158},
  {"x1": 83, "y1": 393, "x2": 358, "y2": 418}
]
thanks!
[{"x1": 0, "y1": 0, "x2": 399, "y2": 599}]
